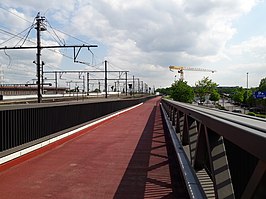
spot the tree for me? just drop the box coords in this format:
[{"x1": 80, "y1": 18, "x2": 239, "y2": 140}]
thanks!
[
  {"x1": 93, "y1": 88, "x2": 101, "y2": 93},
  {"x1": 194, "y1": 77, "x2": 218, "y2": 102},
  {"x1": 209, "y1": 89, "x2": 220, "y2": 103},
  {"x1": 257, "y1": 77, "x2": 266, "y2": 111},
  {"x1": 246, "y1": 89, "x2": 256, "y2": 107},
  {"x1": 217, "y1": 87, "x2": 236, "y2": 96},
  {"x1": 170, "y1": 80, "x2": 194, "y2": 103},
  {"x1": 156, "y1": 87, "x2": 172, "y2": 96},
  {"x1": 259, "y1": 77, "x2": 266, "y2": 91},
  {"x1": 243, "y1": 89, "x2": 252, "y2": 104},
  {"x1": 231, "y1": 87, "x2": 245, "y2": 104}
]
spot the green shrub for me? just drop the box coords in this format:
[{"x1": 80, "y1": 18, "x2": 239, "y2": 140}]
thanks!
[
  {"x1": 256, "y1": 114, "x2": 266, "y2": 118},
  {"x1": 248, "y1": 112, "x2": 256, "y2": 116}
]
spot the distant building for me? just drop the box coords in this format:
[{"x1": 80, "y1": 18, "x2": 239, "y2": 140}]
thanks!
[{"x1": 0, "y1": 84, "x2": 67, "y2": 96}]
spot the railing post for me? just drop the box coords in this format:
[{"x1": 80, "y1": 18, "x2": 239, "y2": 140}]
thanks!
[
  {"x1": 175, "y1": 111, "x2": 181, "y2": 134},
  {"x1": 182, "y1": 116, "x2": 199, "y2": 164},
  {"x1": 172, "y1": 108, "x2": 176, "y2": 126},
  {"x1": 170, "y1": 106, "x2": 173, "y2": 121},
  {"x1": 206, "y1": 130, "x2": 235, "y2": 199},
  {"x1": 178, "y1": 112, "x2": 185, "y2": 140}
]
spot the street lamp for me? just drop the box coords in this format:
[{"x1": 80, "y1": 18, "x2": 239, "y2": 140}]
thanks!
[
  {"x1": 246, "y1": 72, "x2": 249, "y2": 101},
  {"x1": 247, "y1": 72, "x2": 249, "y2": 90}
]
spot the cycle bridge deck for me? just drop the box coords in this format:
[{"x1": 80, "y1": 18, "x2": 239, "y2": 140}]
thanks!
[{"x1": 0, "y1": 97, "x2": 188, "y2": 199}]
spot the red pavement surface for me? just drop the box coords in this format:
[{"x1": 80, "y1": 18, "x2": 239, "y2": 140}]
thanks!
[{"x1": 0, "y1": 97, "x2": 177, "y2": 199}]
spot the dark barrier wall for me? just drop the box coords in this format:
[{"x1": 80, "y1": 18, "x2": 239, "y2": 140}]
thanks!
[{"x1": 0, "y1": 97, "x2": 153, "y2": 152}]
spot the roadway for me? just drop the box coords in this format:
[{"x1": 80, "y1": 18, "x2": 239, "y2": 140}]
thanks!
[{"x1": 183, "y1": 102, "x2": 266, "y2": 133}]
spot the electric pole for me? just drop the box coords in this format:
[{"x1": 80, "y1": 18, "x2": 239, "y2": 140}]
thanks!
[
  {"x1": 0, "y1": 13, "x2": 98, "y2": 103},
  {"x1": 104, "y1": 60, "x2": 108, "y2": 98},
  {"x1": 35, "y1": 13, "x2": 46, "y2": 103}
]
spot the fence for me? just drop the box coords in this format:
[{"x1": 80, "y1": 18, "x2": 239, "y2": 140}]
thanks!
[
  {"x1": 0, "y1": 97, "x2": 152, "y2": 154},
  {"x1": 161, "y1": 98, "x2": 266, "y2": 199}
]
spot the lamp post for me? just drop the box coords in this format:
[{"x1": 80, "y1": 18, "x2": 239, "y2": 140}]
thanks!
[
  {"x1": 247, "y1": 72, "x2": 249, "y2": 90},
  {"x1": 245, "y1": 72, "x2": 249, "y2": 114}
]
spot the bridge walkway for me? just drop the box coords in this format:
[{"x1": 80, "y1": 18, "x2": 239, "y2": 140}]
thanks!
[{"x1": 0, "y1": 97, "x2": 188, "y2": 198}]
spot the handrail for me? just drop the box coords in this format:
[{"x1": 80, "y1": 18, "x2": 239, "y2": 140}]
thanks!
[
  {"x1": 161, "y1": 103, "x2": 207, "y2": 199},
  {"x1": 161, "y1": 98, "x2": 266, "y2": 199},
  {"x1": 163, "y1": 99, "x2": 266, "y2": 161}
]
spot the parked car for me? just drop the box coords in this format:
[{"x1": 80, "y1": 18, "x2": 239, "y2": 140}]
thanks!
[
  {"x1": 249, "y1": 107, "x2": 265, "y2": 114},
  {"x1": 240, "y1": 104, "x2": 249, "y2": 108},
  {"x1": 198, "y1": 101, "x2": 204, "y2": 105},
  {"x1": 232, "y1": 109, "x2": 242, "y2": 113}
]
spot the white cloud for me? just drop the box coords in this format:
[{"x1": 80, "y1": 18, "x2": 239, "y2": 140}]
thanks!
[
  {"x1": 70, "y1": 1, "x2": 258, "y2": 57},
  {"x1": 0, "y1": 0, "x2": 265, "y2": 88}
]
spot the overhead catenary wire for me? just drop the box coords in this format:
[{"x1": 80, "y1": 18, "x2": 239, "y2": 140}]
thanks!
[
  {"x1": 0, "y1": 5, "x2": 132, "y2": 70},
  {"x1": 45, "y1": 29, "x2": 64, "y2": 46},
  {"x1": 108, "y1": 61, "x2": 131, "y2": 74},
  {"x1": 0, "y1": 7, "x2": 32, "y2": 23},
  {"x1": 0, "y1": 8, "x2": 114, "y2": 87},
  {"x1": 0, "y1": 8, "x2": 99, "y2": 67},
  {"x1": 46, "y1": 19, "x2": 65, "y2": 46},
  {"x1": 88, "y1": 48, "x2": 95, "y2": 65},
  {"x1": 0, "y1": 25, "x2": 78, "y2": 61},
  {"x1": 108, "y1": 61, "x2": 130, "y2": 79},
  {"x1": 15, "y1": 16, "x2": 36, "y2": 47},
  {"x1": 14, "y1": 24, "x2": 35, "y2": 47},
  {"x1": 0, "y1": 7, "x2": 92, "y2": 45},
  {"x1": 88, "y1": 61, "x2": 104, "y2": 70},
  {"x1": 0, "y1": 26, "x2": 34, "y2": 46},
  {"x1": 3, "y1": 49, "x2": 12, "y2": 67}
]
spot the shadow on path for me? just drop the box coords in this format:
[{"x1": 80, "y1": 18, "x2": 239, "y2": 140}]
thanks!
[{"x1": 114, "y1": 104, "x2": 176, "y2": 199}]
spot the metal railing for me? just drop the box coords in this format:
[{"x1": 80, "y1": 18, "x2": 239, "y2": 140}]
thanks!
[
  {"x1": 0, "y1": 97, "x2": 153, "y2": 154},
  {"x1": 161, "y1": 99, "x2": 266, "y2": 199},
  {"x1": 161, "y1": 103, "x2": 207, "y2": 199}
]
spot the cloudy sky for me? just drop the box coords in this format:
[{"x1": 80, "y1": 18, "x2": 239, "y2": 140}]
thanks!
[{"x1": 0, "y1": 0, "x2": 265, "y2": 90}]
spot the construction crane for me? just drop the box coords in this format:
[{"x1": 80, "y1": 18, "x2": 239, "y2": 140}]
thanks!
[{"x1": 169, "y1": 65, "x2": 216, "y2": 81}]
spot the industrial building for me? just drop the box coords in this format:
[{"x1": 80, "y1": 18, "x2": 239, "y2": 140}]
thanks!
[{"x1": 0, "y1": 84, "x2": 67, "y2": 96}]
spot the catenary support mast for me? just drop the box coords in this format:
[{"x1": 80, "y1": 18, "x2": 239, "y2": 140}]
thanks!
[
  {"x1": 35, "y1": 13, "x2": 46, "y2": 103},
  {"x1": 0, "y1": 13, "x2": 98, "y2": 103}
]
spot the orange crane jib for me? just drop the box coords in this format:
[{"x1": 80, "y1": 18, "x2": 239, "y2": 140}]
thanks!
[{"x1": 169, "y1": 65, "x2": 216, "y2": 80}]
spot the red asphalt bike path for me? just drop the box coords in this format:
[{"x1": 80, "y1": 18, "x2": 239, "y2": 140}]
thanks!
[{"x1": 0, "y1": 97, "x2": 175, "y2": 199}]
